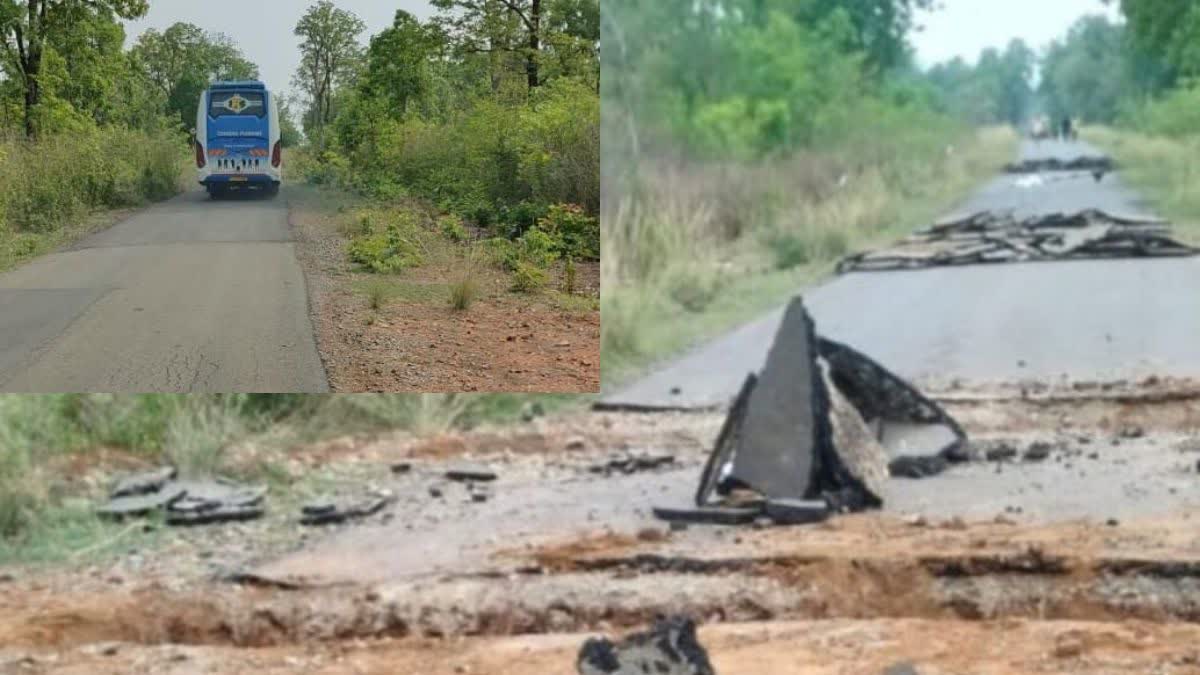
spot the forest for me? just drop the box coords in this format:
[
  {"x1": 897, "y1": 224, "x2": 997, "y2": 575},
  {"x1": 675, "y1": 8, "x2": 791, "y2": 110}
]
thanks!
[{"x1": 0, "y1": 0, "x2": 599, "y2": 272}]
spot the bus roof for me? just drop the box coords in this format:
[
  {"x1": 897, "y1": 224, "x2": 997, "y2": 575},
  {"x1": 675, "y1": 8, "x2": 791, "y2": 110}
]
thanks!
[{"x1": 209, "y1": 80, "x2": 266, "y2": 92}]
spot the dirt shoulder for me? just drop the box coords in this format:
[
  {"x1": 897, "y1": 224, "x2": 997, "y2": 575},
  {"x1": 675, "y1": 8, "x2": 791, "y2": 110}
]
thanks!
[{"x1": 286, "y1": 184, "x2": 600, "y2": 393}]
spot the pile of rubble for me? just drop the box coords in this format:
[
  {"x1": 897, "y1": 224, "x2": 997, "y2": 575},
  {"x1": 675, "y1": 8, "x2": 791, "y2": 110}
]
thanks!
[
  {"x1": 1004, "y1": 155, "x2": 1115, "y2": 174},
  {"x1": 837, "y1": 209, "x2": 1198, "y2": 273},
  {"x1": 97, "y1": 467, "x2": 266, "y2": 525},
  {"x1": 654, "y1": 298, "x2": 966, "y2": 527},
  {"x1": 98, "y1": 466, "x2": 398, "y2": 527}
]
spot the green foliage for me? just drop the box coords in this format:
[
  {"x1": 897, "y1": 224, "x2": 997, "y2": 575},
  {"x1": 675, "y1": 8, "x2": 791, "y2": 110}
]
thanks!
[
  {"x1": 439, "y1": 214, "x2": 468, "y2": 242},
  {"x1": 0, "y1": 0, "x2": 150, "y2": 137},
  {"x1": 512, "y1": 227, "x2": 559, "y2": 269},
  {"x1": 1039, "y1": 16, "x2": 1132, "y2": 124},
  {"x1": 926, "y1": 39, "x2": 1036, "y2": 126},
  {"x1": 511, "y1": 260, "x2": 548, "y2": 293},
  {"x1": 1120, "y1": 0, "x2": 1200, "y2": 89},
  {"x1": 130, "y1": 22, "x2": 259, "y2": 129},
  {"x1": 347, "y1": 216, "x2": 425, "y2": 274},
  {"x1": 1120, "y1": 83, "x2": 1200, "y2": 137},
  {"x1": 362, "y1": 10, "x2": 439, "y2": 117},
  {"x1": 297, "y1": 2, "x2": 599, "y2": 227},
  {"x1": 534, "y1": 203, "x2": 599, "y2": 259},
  {"x1": 293, "y1": 0, "x2": 367, "y2": 140},
  {"x1": 0, "y1": 127, "x2": 184, "y2": 236}
]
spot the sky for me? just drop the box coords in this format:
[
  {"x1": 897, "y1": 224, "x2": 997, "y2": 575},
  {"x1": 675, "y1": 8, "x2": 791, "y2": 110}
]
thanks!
[
  {"x1": 911, "y1": 0, "x2": 1122, "y2": 68},
  {"x1": 122, "y1": 0, "x2": 436, "y2": 97}
]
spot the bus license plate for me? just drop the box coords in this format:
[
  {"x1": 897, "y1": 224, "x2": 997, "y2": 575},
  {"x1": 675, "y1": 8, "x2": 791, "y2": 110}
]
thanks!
[{"x1": 230, "y1": 176, "x2": 248, "y2": 182}]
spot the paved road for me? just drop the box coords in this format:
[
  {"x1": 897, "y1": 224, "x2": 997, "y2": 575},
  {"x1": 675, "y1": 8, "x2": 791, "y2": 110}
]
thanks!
[
  {"x1": 0, "y1": 189, "x2": 328, "y2": 392},
  {"x1": 602, "y1": 139, "x2": 1200, "y2": 409}
]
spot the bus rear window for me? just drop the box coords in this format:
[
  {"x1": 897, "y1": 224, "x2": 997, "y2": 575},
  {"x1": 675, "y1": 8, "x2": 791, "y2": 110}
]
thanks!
[{"x1": 208, "y1": 90, "x2": 266, "y2": 119}]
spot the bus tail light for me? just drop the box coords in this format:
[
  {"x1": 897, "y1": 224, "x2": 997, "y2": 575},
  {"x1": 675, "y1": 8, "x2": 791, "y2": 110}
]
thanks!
[
  {"x1": 195, "y1": 141, "x2": 206, "y2": 169},
  {"x1": 271, "y1": 140, "x2": 282, "y2": 168}
]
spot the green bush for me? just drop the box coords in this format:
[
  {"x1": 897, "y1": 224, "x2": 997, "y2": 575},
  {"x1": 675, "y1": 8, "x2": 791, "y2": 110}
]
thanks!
[
  {"x1": 535, "y1": 203, "x2": 599, "y2": 260},
  {"x1": 439, "y1": 214, "x2": 469, "y2": 243},
  {"x1": 348, "y1": 215, "x2": 425, "y2": 274},
  {"x1": 512, "y1": 228, "x2": 559, "y2": 270},
  {"x1": 511, "y1": 261, "x2": 548, "y2": 293},
  {"x1": 0, "y1": 126, "x2": 184, "y2": 237}
]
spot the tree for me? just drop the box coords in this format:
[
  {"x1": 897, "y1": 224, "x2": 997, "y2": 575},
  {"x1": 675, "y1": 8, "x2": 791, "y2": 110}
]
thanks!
[
  {"x1": 293, "y1": 0, "x2": 365, "y2": 139},
  {"x1": 361, "y1": 10, "x2": 440, "y2": 117},
  {"x1": 0, "y1": 0, "x2": 148, "y2": 138},
  {"x1": 130, "y1": 22, "x2": 258, "y2": 128},
  {"x1": 432, "y1": 0, "x2": 546, "y2": 89},
  {"x1": 759, "y1": 0, "x2": 936, "y2": 75},
  {"x1": 1040, "y1": 15, "x2": 1131, "y2": 124},
  {"x1": 1117, "y1": 0, "x2": 1197, "y2": 88}
]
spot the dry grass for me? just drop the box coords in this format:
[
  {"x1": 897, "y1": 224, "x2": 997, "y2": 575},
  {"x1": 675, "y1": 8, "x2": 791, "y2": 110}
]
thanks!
[
  {"x1": 601, "y1": 126, "x2": 1018, "y2": 384},
  {"x1": 1083, "y1": 126, "x2": 1200, "y2": 244}
]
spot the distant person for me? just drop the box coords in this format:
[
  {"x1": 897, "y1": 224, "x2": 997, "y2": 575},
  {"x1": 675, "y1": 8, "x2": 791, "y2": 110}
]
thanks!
[{"x1": 1060, "y1": 116, "x2": 1073, "y2": 141}]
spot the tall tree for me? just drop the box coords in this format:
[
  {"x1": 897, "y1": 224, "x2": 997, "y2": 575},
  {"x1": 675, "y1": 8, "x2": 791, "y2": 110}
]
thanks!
[
  {"x1": 361, "y1": 10, "x2": 440, "y2": 117},
  {"x1": 130, "y1": 22, "x2": 258, "y2": 128},
  {"x1": 433, "y1": 0, "x2": 546, "y2": 89},
  {"x1": 293, "y1": 0, "x2": 365, "y2": 138},
  {"x1": 0, "y1": 0, "x2": 147, "y2": 138},
  {"x1": 1040, "y1": 15, "x2": 1131, "y2": 124}
]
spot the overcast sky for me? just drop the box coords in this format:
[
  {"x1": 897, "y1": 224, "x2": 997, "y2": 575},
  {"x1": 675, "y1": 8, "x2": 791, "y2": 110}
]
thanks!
[
  {"x1": 912, "y1": 0, "x2": 1122, "y2": 67},
  {"x1": 122, "y1": 0, "x2": 435, "y2": 98}
]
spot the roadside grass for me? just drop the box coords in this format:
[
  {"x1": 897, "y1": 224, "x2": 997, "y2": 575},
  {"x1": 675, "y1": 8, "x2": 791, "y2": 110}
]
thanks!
[
  {"x1": 0, "y1": 128, "x2": 189, "y2": 274},
  {"x1": 601, "y1": 126, "x2": 1018, "y2": 387},
  {"x1": 0, "y1": 393, "x2": 590, "y2": 566},
  {"x1": 1083, "y1": 126, "x2": 1200, "y2": 243}
]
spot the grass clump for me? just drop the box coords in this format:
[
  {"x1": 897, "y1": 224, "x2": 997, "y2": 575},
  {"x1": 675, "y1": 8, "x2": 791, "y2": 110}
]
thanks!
[{"x1": 511, "y1": 261, "x2": 548, "y2": 293}]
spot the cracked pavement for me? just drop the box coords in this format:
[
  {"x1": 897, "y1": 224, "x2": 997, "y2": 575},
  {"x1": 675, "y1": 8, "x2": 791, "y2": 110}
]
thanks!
[{"x1": 0, "y1": 188, "x2": 328, "y2": 392}]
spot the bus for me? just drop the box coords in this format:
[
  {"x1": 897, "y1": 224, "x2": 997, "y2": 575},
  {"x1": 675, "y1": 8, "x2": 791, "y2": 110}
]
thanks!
[{"x1": 194, "y1": 80, "x2": 282, "y2": 198}]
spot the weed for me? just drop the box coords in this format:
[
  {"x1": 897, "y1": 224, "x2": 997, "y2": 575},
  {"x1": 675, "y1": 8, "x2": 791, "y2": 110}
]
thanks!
[
  {"x1": 440, "y1": 214, "x2": 469, "y2": 243},
  {"x1": 564, "y1": 256, "x2": 577, "y2": 294},
  {"x1": 363, "y1": 279, "x2": 394, "y2": 310},
  {"x1": 511, "y1": 261, "x2": 548, "y2": 293}
]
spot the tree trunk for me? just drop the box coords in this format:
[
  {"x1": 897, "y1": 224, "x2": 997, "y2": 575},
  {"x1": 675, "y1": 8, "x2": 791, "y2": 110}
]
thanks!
[{"x1": 527, "y1": 0, "x2": 540, "y2": 89}]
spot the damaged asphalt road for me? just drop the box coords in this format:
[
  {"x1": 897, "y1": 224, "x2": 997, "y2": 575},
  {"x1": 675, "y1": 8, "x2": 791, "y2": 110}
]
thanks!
[{"x1": 600, "y1": 138, "x2": 1200, "y2": 410}]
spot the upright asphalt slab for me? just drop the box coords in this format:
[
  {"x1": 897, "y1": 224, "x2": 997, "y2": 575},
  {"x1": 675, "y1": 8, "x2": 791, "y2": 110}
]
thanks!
[
  {"x1": 0, "y1": 188, "x2": 328, "y2": 392},
  {"x1": 601, "y1": 139, "x2": 1200, "y2": 410}
]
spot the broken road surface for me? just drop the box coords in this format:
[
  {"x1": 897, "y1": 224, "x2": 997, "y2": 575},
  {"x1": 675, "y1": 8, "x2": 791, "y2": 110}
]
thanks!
[
  {"x1": 601, "y1": 139, "x2": 1200, "y2": 410},
  {"x1": 0, "y1": 189, "x2": 328, "y2": 392}
]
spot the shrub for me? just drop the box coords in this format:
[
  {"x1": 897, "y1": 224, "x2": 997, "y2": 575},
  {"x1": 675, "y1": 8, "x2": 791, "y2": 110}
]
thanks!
[
  {"x1": 348, "y1": 217, "x2": 424, "y2": 274},
  {"x1": 514, "y1": 228, "x2": 559, "y2": 269},
  {"x1": 497, "y1": 200, "x2": 549, "y2": 238},
  {"x1": 511, "y1": 261, "x2": 547, "y2": 293},
  {"x1": 0, "y1": 126, "x2": 184, "y2": 237},
  {"x1": 768, "y1": 231, "x2": 810, "y2": 270},
  {"x1": 535, "y1": 203, "x2": 600, "y2": 259},
  {"x1": 439, "y1": 214, "x2": 469, "y2": 243}
]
